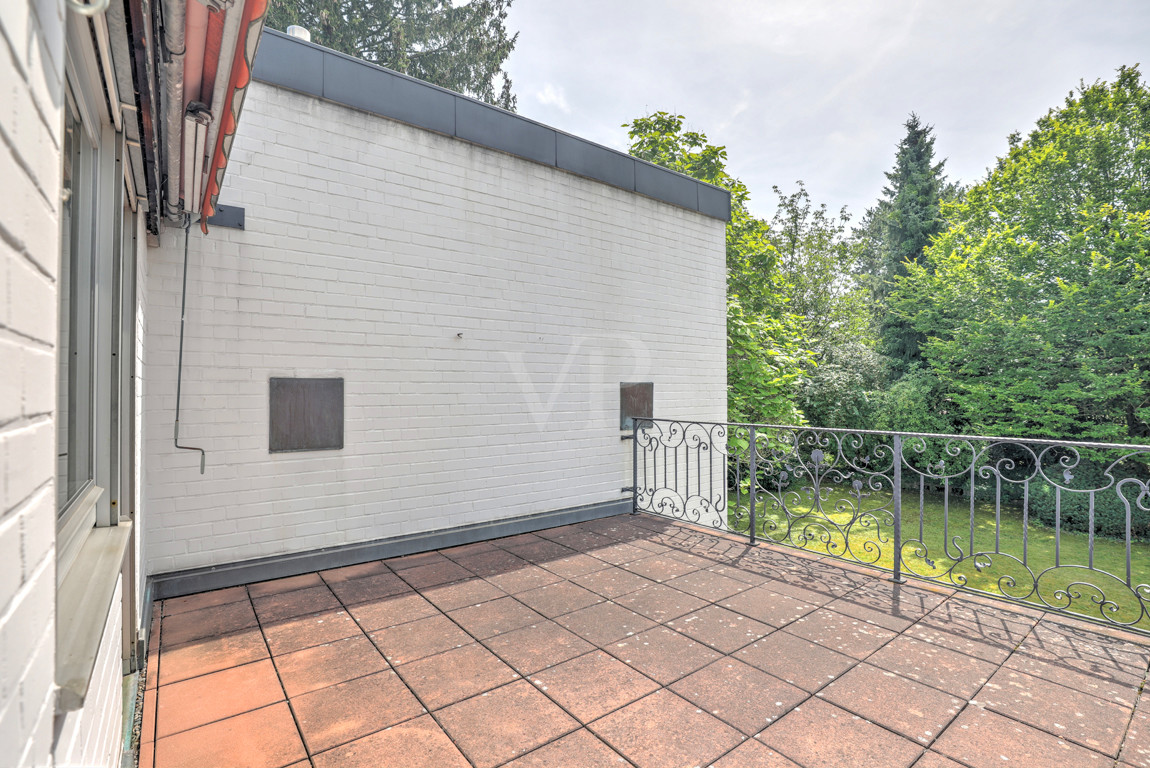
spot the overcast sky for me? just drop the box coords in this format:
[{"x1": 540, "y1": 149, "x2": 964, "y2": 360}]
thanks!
[{"x1": 503, "y1": 0, "x2": 1149, "y2": 221}]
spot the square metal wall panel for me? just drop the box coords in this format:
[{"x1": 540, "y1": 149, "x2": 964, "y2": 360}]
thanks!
[
  {"x1": 620, "y1": 382, "x2": 653, "y2": 430},
  {"x1": 269, "y1": 378, "x2": 344, "y2": 452}
]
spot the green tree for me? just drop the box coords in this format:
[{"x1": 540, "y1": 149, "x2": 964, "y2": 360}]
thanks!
[
  {"x1": 892, "y1": 66, "x2": 1150, "y2": 442},
  {"x1": 870, "y1": 114, "x2": 949, "y2": 369},
  {"x1": 268, "y1": 0, "x2": 518, "y2": 109},
  {"x1": 768, "y1": 181, "x2": 872, "y2": 354},
  {"x1": 625, "y1": 113, "x2": 811, "y2": 424}
]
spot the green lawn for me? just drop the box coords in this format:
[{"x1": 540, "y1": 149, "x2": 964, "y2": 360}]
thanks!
[{"x1": 730, "y1": 486, "x2": 1150, "y2": 630}]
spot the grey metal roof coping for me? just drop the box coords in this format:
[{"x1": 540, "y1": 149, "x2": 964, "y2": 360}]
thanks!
[{"x1": 252, "y1": 29, "x2": 731, "y2": 222}]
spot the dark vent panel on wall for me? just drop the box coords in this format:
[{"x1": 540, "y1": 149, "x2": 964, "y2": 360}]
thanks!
[
  {"x1": 269, "y1": 377, "x2": 344, "y2": 452},
  {"x1": 620, "y1": 382, "x2": 653, "y2": 430}
]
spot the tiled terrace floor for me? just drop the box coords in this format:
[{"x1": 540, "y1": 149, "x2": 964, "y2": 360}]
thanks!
[{"x1": 140, "y1": 513, "x2": 1150, "y2": 768}]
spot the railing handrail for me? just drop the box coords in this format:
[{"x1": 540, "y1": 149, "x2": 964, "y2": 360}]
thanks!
[{"x1": 638, "y1": 417, "x2": 1150, "y2": 453}]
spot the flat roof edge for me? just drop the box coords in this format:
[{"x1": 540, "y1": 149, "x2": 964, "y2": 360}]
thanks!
[{"x1": 251, "y1": 29, "x2": 731, "y2": 222}]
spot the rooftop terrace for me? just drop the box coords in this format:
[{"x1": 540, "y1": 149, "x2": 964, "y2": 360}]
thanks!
[{"x1": 140, "y1": 513, "x2": 1150, "y2": 768}]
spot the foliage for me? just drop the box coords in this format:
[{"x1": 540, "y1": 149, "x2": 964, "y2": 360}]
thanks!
[
  {"x1": 798, "y1": 343, "x2": 886, "y2": 430},
  {"x1": 768, "y1": 182, "x2": 873, "y2": 353},
  {"x1": 727, "y1": 296, "x2": 812, "y2": 425},
  {"x1": 869, "y1": 367, "x2": 960, "y2": 436},
  {"x1": 859, "y1": 115, "x2": 950, "y2": 369},
  {"x1": 891, "y1": 65, "x2": 1150, "y2": 443},
  {"x1": 267, "y1": 0, "x2": 518, "y2": 109}
]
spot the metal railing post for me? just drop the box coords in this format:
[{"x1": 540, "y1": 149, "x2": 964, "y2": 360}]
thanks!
[
  {"x1": 892, "y1": 434, "x2": 905, "y2": 583},
  {"x1": 748, "y1": 426, "x2": 758, "y2": 545},
  {"x1": 631, "y1": 420, "x2": 639, "y2": 514}
]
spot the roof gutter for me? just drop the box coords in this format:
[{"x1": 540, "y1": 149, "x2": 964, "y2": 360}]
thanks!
[
  {"x1": 159, "y1": 0, "x2": 186, "y2": 220},
  {"x1": 201, "y1": 0, "x2": 267, "y2": 232}
]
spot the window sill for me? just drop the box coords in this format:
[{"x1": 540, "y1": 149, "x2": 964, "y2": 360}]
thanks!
[{"x1": 56, "y1": 520, "x2": 132, "y2": 712}]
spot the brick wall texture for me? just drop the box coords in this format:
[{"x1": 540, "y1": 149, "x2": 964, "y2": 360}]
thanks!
[
  {"x1": 0, "y1": 0, "x2": 64, "y2": 764},
  {"x1": 144, "y1": 81, "x2": 728, "y2": 574}
]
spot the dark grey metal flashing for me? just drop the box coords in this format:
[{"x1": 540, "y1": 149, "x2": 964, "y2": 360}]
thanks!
[
  {"x1": 206, "y1": 204, "x2": 245, "y2": 230},
  {"x1": 252, "y1": 29, "x2": 731, "y2": 222},
  {"x1": 149, "y1": 498, "x2": 630, "y2": 600}
]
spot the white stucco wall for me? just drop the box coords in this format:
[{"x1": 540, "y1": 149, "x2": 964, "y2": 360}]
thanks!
[
  {"x1": 144, "y1": 81, "x2": 727, "y2": 575},
  {"x1": 0, "y1": 0, "x2": 64, "y2": 764}
]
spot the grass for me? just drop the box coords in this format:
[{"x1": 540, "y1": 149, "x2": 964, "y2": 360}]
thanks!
[{"x1": 730, "y1": 485, "x2": 1150, "y2": 630}]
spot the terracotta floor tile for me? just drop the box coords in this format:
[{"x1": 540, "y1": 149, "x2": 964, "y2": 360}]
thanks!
[
  {"x1": 273, "y1": 634, "x2": 387, "y2": 697},
  {"x1": 932, "y1": 706, "x2": 1111, "y2": 767},
  {"x1": 438, "y1": 679, "x2": 578, "y2": 768},
  {"x1": 388, "y1": 551, "x2": 455, "y2": 570},
  {"x1": 818, "y1": 663, "x2": 964, "y2": 745},
  {"x1": 158, "y1": 627, "x2": 268, "y2": 686},
  {"x1": 290, "y1": 670, "x2": 424, "y2": 753},
  {"x1": 319, "y1": 560, "x2": 392, "y2": 583},
  {"x1": 1026, "y1": 619, "x2": 1150, "y2": 671},
  {"x1": 720, "y1": 584, "x2": 819, "y2": 627},
  {"x1": 783, "y1": 607, "x2": 899, "y2": 659},
  {"x1": 448, "y1": 596, "x2": 545, "y2": 639},
  {"x1": 160, "y1": 601, "x2": 258, "y2": 647},
  {"x1": 503, "y1": 729, "x2": 630, "y2": 768},
  {"x1": 736, "y1": 631, "x2": 856, "y2": 692},
  {"x1": 570, "y1": 567, "x2": 657, "y2": 599},
  {"x1": 614, "y1": 583, "x2": 708, "y2": 622},
  {"x1": 482, "y1": 620, "x2": 594, "y2": 675},
  {"x1": 421, "y1": 577, "x2": 506, "y2": 612},
  {"x1": 537, "y1": 552, "x2": 612, "y2": 579},
  {"x1": 710, "y1": 740, "x2": 802, "y2": 768},
  {"x1": 619, "y1": 555, "x2": 701, "y2": 583},
  {"x1": 163, "y1": 587, "x2": 248, "y2": 616},
  {"x1": 589, "y1": 689, "x2": 744, "y2": 768},
  {"x1": 153, "y1": 703, "x2": 305, "y2": 768},
  {"x1": 868, "y1": 635, "x2": 998, "y2": 698},
  {"x1": 919, "y1": 599, "x2": 1035, "y2": 647},
  {"x1": 500, "y1": 538, "x2": 576, "y2": 565},
  {"x1": 663, "y1": 569, "x2": 752, "y2": 602},
  {"x1": 347, "y1": 591, "x2": 440, "y2": 632},
  {"x1": 831, "y1": 581, "x2": 947, "y2": 628},
  {"x1": 904, "y1": 621, "x2": 1013, "y2": 664},
  {"x1": 670, "y1": 658, "x2": 806, "y2": 736},
  {"x1": 759, "y1": 697, "x2": 923, "y2": 768},
  {"x1": 263, "y1": 609, "x2": 360, "y2": 655},
  {"x1": 440, "y1": 540, "x2": 501, "y2": 560},
  {"x1": 708, "y1": 563, "x2": 772, "y2": 587},
  {"x1": 141, "y1": 684, "x2": 158, "y2": 745},
  {"x1": 587, "y1": 542, "x2": 651, "y2": 566},
  {"x1": 667, "y1": 604, "x2": 773, "y2": 653},
  {"x1": 556, "y1": 602, "x2": 657, "y2": 647},
  {"x1": 1004, "y1": 650, "x2": 1142, "y2": 707},
  {"x1": 977, "y1": 666, "x2": 1132, "y2": 756},
  {"x1": 253, "y1": 585, "x2": 341, "y2": 623},
  {"x1": 528, "y1": 650, "x2": 659, "y2": 722},
  {"x1": 396, "y1": 643, "x2": 519, "y2": 710},
  {"x1": 607, "y1": 626, "x2": 720, "y2": 684},
  {"x1": 1120, "y1": 694, "x2": 1150, "y2": 767},
  {"x1": 450, "y1": 550, "x2": 529, "y2": 578},
  {"x1": 327, "y1": 572, "x2": 411, "y2": 605},
  {"x1": 247, "y1": 573, "x2": 326, "y2": 598},
  {"x1": 311, "y1": 714, "x2": 469, "y2": 768},
  {"x1": 912, "y1": 752, "x2": 968, "y2": 768},
  {"x1": 755, "y1": 577, "x2": 841, "y2": 607},
  {"x1": 484, "y1": 564, "x2": 564, "y2": 594},
  {"x1": 370, "y1": 614, "x2": 471, "y2": 665},
  {"x1": 398, "y1": 560, "x2": 475, "y2": 589},
  {"x1": 155, "y1": 659, "x2": 284, "y2": 738},
  {"x1": 515, "y1": 580, "x2": 603, "y2": 618}
]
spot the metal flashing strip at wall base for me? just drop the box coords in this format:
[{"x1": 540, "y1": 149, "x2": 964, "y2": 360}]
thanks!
[{"x1": 149, "y1": 498, "x2": 629, "y2": 600}]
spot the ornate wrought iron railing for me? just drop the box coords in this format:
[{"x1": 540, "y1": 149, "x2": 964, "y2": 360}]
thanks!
[{"x1": 630, "y1": 418, "x2": 1150, "y2": 632}]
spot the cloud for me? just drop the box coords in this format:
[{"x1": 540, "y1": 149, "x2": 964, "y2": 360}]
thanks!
[{"x1": 535, "y1": 83, "x2": 571, "y2": 114}]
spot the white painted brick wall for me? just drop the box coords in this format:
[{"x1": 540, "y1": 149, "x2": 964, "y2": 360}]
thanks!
[
  {"x1": 0, "y1": 0, "x2": 64, "y2": 764},
  {"x1": 144, "y1": 82, "x2": 727, "y2": 573},
  {"x1": 54, "y1": 582, "x2": 122, "y2": 768}
]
